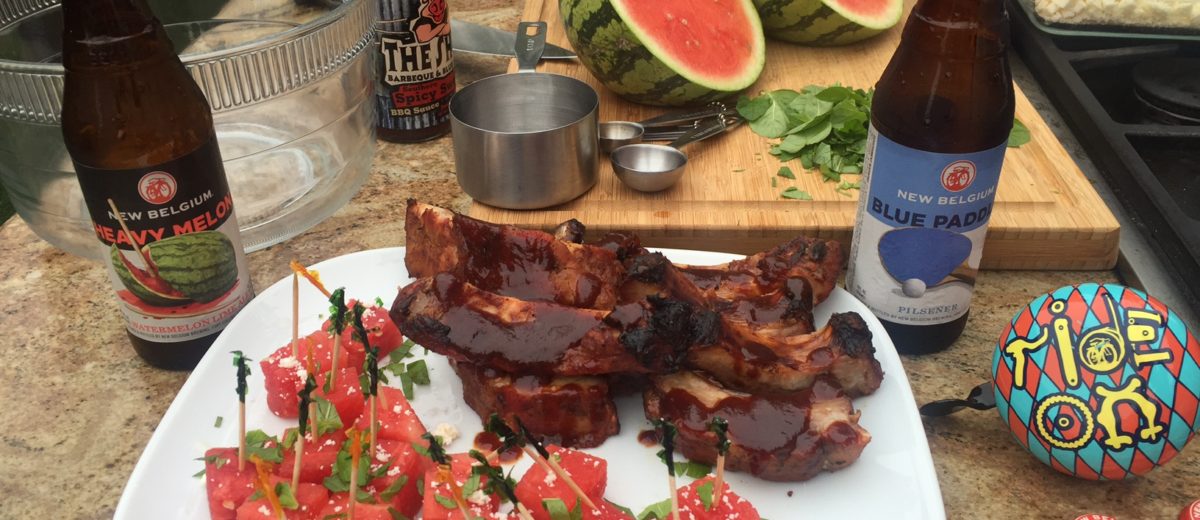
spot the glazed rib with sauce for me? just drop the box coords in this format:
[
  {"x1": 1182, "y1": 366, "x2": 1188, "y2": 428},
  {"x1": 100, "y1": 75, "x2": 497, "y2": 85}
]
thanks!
[
  {"x1": 390, "y1": 273, "x2": 718, "y2": 376},
  {"x1": 404, "y1": 200, "x2": 624, "y2": 309},
  {"x1": 643, "y1": 371, "x2": 870, "y2": 482},
  {"x1": 687, "y1": 312, "x2": 884, "y2": 397},
  {"x1": 452, "y1": 361, "x2": 620, "y2": 448}
]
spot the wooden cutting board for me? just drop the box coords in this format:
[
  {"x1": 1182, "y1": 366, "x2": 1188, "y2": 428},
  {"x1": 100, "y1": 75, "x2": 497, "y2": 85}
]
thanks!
[{"x1": 469, "y1": 0, "x2": 1120, "y2": 270}]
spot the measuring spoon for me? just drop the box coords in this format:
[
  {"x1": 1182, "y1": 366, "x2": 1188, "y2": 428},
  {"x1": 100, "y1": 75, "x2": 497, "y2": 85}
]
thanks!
[
  {"x1": 598, "y1": 103, "x2": 732, "y2": 154},
  {"x1": 611, "y1": 117, "x2": 730, "y2": 192}
]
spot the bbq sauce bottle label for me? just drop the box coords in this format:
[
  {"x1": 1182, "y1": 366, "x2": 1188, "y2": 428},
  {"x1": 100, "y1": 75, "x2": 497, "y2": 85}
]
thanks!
[
  {"x1": 74, "y1": 139, "x2": 254, "y2": 342},
  {"x1": 376, "y1": 0, "x2": 456, "y2": 133},
  {"x1": 846, "y1": 127, "x2": 1006, "y2": 325}
]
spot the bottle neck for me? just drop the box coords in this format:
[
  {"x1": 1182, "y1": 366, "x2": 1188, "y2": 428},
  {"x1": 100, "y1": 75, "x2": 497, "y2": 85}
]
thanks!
[
  {"x1": 901, "y1": 0, "x2": 1009, "y2": 58},
  {"x1": 61, "y1": 0, "x2": 174, "y2": 69}
]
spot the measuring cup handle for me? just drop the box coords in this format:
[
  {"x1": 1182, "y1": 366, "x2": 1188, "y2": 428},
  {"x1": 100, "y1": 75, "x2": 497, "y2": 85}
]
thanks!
[
  {"x1": 668, "y1": 118, "x2": 728, "y2": 149},
  {"x1": 638, "y1": 103, "x2": 729, "y2": 128},
  {"x1": 515, "y1": 21, "x2": 548, "y2": 73}
]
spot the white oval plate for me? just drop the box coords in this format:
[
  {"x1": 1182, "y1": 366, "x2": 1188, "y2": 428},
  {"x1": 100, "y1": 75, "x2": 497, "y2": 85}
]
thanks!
[{"x1": 114, "y1": 247, "x2": 945, "y2": 519}]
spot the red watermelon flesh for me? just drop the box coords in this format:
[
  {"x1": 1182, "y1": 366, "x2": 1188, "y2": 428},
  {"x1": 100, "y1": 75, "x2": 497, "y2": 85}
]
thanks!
[
  {"x1": 837, "y1": 0, "x2": 892, "y2": 17},
  {"x1": 261, "y1": 331, "x2": 354, "y2": 419},
  {"x1": 276, "y1": 429, "x2": 347, "y2": 484},
  {"x1": 676, "y1": 476, "x2": 761, "y2": 520},
  {"x1": 363, "y1": 439, "x2": 426, "y2": 518},
  {"x1": 315, "y1": 367, "x2": 366, "y2": 427},
  {"x1": 516, "y1": 446, "x2": 608, "y2": 520},
  {"x1": 317, "y1": 495, "x2": 396, "y2": 520},
  {"x1": 204, "y1": 447, "x2": 256, "y2": 520},
  {"x1": 613, "y1": 0, "x2": 763, "y2": 84},
  {"x1": 421, "y1": 453, "x2": 502, "y2": 520},
  {"x1": 355, "y1": 386, "x2": 428, "y2": 446},
  {"x1": 234, "y1": 477, "x2": 328, "y2": 520}
]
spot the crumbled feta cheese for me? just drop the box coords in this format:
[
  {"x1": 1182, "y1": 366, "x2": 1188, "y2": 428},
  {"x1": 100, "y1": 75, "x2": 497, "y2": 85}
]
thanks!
[
  {"x1": 543, "y1": 472, "x2": 557, "y2": 485},
  {"x1": 431, "y1": 423, "x2": 459, "y2": 444},
  {"x1": 467, "y1": 489, "x2": 492, "y2": 506}
]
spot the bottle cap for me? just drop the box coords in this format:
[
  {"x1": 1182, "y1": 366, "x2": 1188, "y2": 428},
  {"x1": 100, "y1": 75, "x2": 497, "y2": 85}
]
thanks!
[
  {"x1": 991, "y1": 283, "x2": 1199, "y2": 479},
  {"x1": 1180, "y1": 499, "x2": 1200, "y2": 520},
  {"x1": 1074, "y1": 515, "x2": 1116, "y2": 520}
]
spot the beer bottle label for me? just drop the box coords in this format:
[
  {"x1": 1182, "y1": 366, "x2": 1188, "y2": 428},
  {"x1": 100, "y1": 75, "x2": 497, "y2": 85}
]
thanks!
[
  {"x1": 846, "y1": 126, "x2": 1006, "y2": 325},
  {"x1": 74, "y1": 139, "x2": 254, "y2": 343},
  {"x1": 375, "y1": 0, "x2": 455, "y2": 132}
]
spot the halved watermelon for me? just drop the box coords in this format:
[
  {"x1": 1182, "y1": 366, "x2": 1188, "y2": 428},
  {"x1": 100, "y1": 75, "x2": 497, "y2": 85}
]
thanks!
[
  {"x1": 560, "y1": 0, "x2": 766, "y2": 106},
  {"x1": 753, "y1": 0, "x2": 903, "y2": 46}
]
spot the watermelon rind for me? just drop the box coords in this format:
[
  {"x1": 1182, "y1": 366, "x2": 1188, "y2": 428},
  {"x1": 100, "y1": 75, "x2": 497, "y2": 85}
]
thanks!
[
  {"x1": 753, "y1": 0, "x2": 903, "y2": 46},
  {"x1": 560, "y1": 0, "x2": 766, "y2": 106},
  {"x1": 149, "y1": 231, "x2": 239, "y2": 303},
  {"x1": 110, "y1": 245, "x2": 191, "y2": 307}
]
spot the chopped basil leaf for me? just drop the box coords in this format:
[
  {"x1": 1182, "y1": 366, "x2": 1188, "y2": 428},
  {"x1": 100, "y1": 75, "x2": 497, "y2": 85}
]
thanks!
[
  {"x1": 606, "y1": 500, "x2": 635, "y2": 516},
  {"x1": 245, "y1": 430, "x2": 283, "y2": 463},
  {"x1": 276, "y1": 482, "x2": 299, "y2": 509},
  {"x1": 380, "y1": 475, "x2": 409, "y2": 502},
  {"x1": 636, "y1": 498, "x2": 673, "y2": 520},
  {"x1": 777, "y1": 166, "x2": 795, "y2": 179},
  {"x1": 781, "y1": 187, "x2": 813, "y2": 201},
  {"x1": 386, "y1": 507, "x2": 410, "y2": 520},
  {"x1": 462, "y1": 473, "x2": 482, "y2": 500},
  {"x1": 697, "y1": 480, "x2": 715, "y2": 511},
  {"x1": 407, "y1": 359, "x2": 431, "y2": 385},
  {"x1": 282, "y1": 428, "x2": 299, "y2": 450},
  {"x1": 1008, "y1": 117, "x2": 1030, "y2": 147},
  {"x1": 434, "y1": 494, "x2": 457, "y2": 509},
  {"x1": 674, "y1": 460, "x2": 712, "y2": 479},
  {"x1": 213, "y1": 416, "x2": 223, "y2": 428},
  {"x1": 313, "y1": 396, "x2": 343, "y2": 437},
  {"x1": 375, "y1": 296, "x2": 386, "y2": 307}
]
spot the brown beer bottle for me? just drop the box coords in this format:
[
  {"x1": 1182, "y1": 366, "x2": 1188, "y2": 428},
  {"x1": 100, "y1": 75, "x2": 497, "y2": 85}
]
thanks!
[
  {"x1": 375, "y1": 0, "x2": 456, "y2": 142},
  {"x1": 61, "y1": 0, "x2": 254, "y2": 369},
  {"x1": 846, "y1": 0, "x2": 1015, "y2": 354}
]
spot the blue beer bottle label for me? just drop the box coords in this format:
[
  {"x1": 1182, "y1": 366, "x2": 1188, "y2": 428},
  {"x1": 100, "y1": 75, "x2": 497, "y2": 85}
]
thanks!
[{"x1": 846, "y1": 126, "x2": 1006, "y2": 325}]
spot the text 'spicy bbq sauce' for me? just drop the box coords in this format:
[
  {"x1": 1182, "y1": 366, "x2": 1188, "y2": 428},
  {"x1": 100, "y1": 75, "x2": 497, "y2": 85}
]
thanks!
[
  {"x1": 61, "y1": 0, "x2": 254, "y2": 369},
  {"x1": 846, "y1": 0, "x2": 1015, "y2": 354},
  {"x1": 375, "y1": 0, "x2": 456, "y2": 142}
]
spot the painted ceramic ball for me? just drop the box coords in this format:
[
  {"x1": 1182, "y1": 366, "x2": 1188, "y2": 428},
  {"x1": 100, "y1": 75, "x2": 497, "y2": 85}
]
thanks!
[{"x1": 991, "y1": 283, "x2": 1200, "y2": 479}]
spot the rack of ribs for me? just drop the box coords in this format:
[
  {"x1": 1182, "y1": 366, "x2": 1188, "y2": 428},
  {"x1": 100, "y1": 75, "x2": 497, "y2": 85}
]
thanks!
[{"x1": 392, "y1": 202, "x2": 884, "y2": 480}]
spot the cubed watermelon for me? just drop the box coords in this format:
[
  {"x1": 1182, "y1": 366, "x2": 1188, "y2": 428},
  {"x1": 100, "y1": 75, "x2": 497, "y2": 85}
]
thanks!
[
  {"x1": 316, "y1": 494, "x2": 396, "y2": 520},
  {"x1": 260, "y1": 330, "x2": 353, "y2": 419},
  {"x1": 363, "y1": 439, "x2": 425, "y2": 518},
  {"x1": 676, "y1": 476, "x2": 760, "y2": 520},
  {"x1": 516, "y1": 446, "x2": 607, "y2": 520},
  {"x1": 204, "y1": 447, "x2": 256, "y2": 520},
  {"x1": 355, "y1": 386, "x2": 427, "y2": 446},
  {"x1": 421, "y1": 453, "x2": 501, "y2": 520},
  {"x1": 333, "y1": 302, "x2": 405, "y2": 359},
  {"x1": 233, "y1": 477, "x2": 328, "y2": 520},
  {"x1": 315, "y1": 367, "x2": 366, "y2": 427},
  {"x1": 276, "y1": 429, "x2": 347, "y2": 484}
]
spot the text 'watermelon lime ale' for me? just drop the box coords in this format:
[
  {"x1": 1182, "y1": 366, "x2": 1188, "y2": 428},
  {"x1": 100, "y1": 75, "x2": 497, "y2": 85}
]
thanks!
[
  {"x1": 846, "y1": 0, "x2": 1015, "y2": 354},
  {"x1": 61, "y1": 0, "x2": 254, "y2": 369}
]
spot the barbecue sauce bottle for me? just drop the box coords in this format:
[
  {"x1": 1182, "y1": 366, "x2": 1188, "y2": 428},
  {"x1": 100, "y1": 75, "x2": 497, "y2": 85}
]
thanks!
[
  {"x1": 846, "y1": 0, "x2": 1015, "y2": 354},
  {"x1": 61, "y1": 0, "x2": 254, "y2": 369},
  {"x1": 375, "y1": 0, "x2": 456, "y2": 142}
]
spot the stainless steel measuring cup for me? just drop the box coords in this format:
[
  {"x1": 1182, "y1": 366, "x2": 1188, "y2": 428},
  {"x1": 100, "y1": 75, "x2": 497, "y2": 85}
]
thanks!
[
  {"x1": 598, "y1": 103, "x2": 733, "y2": 154},
  {"x1": 611, "y1": 117, "x2": 731, "y2": 192},
  {"x1": 449, "y1": 22, "x2": 599, "y2": 209}
]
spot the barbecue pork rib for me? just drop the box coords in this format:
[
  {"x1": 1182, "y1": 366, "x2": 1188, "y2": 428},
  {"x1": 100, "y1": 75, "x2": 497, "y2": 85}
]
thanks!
[
  {"x1": 404, "y1": 200, "x2": 624, "y2": 309},
  {"x1": 390, "y1": 273, "x2": 719, "y2": 376},
  {"x1": 686, "y1": 312, "x2": 884, "y2": 397},
  {"x1": 451, "y1": 361, "x2": 619, "y2": 448},
  {"x1": 643, "y1": 371, "x2": 870, "y2": 482}
]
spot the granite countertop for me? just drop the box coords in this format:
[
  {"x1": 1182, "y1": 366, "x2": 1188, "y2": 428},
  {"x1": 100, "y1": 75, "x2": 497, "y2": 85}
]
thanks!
[{"x1": 1, "y1": 1, "x2": 1197, "y2": 519}]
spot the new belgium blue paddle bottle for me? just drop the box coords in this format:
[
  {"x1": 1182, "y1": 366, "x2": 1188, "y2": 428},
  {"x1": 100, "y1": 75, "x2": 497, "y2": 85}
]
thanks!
[{"x1": 846, "y1": 0, "x2": 1014, "y2": 355}]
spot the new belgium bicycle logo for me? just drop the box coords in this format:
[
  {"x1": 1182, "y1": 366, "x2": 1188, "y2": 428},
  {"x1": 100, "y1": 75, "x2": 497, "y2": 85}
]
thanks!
[{"x1": 1003, "y1": 295, "x2": 1169, "y2": 450}]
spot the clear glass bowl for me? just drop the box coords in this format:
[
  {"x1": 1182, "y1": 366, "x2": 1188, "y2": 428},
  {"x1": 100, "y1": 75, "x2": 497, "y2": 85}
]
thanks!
[{"x1": 0, "y1": 0, "x2": 376, "y2": 260}]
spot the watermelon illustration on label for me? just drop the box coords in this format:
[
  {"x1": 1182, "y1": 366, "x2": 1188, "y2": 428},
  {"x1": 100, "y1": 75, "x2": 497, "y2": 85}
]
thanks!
[{"x1": 76, "y1": 140, "x2": 253, "y2": 343}]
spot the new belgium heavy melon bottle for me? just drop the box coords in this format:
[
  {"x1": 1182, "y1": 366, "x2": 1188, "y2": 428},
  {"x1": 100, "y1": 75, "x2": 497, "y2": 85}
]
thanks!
[
  {"x1": 61, "y1": 0, "x2": 254, "y2": 369},
  {"x1": 846, "y1": 0, "x2": 1014, "y2": 354}
]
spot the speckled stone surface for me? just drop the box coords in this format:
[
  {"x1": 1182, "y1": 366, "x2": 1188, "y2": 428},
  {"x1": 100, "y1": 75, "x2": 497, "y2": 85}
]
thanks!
[{"x1": 1, "y1": 2, "x2": 1197, "y2": 519}]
